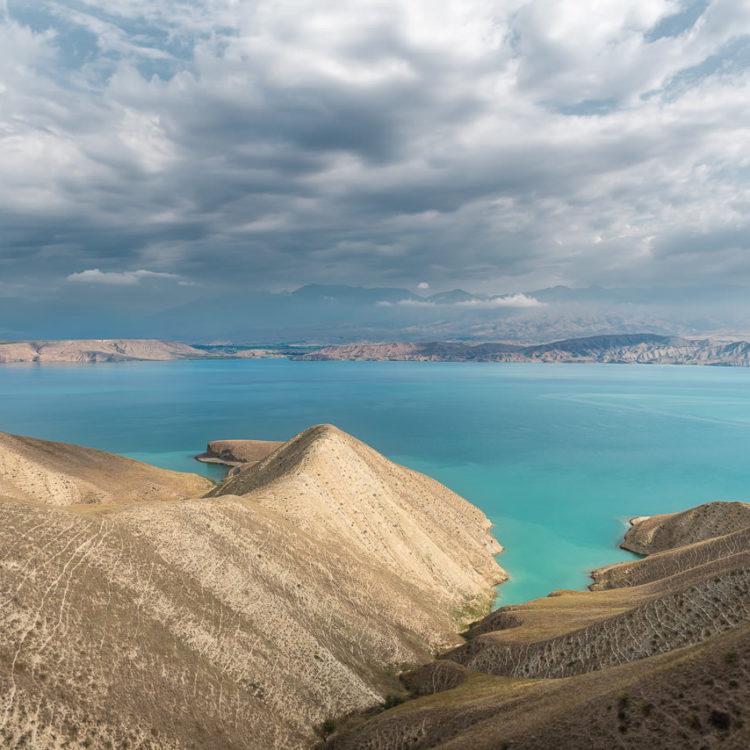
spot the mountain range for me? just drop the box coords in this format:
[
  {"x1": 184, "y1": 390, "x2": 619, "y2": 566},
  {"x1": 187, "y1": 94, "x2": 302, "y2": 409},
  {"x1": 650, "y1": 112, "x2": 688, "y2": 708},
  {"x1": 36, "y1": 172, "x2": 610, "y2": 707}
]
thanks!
[
  {"x1": 9, "y1": 333, "x2": 750, "y2": 367},
  {"x1": 4, "y1": 283, "x2": 750, "y2": 343}
]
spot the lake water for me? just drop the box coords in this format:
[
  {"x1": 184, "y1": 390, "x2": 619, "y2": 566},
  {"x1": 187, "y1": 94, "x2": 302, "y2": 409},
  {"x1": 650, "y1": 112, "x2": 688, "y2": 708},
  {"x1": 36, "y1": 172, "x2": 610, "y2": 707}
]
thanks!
[{"x1": 2, "y1": 359, "x2": 750, "y2": 607}]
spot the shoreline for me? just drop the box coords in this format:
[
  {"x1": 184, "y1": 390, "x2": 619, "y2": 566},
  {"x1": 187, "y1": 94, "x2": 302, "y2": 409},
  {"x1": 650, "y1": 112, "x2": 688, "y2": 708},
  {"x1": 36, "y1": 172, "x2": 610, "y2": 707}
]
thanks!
[
  {"x1": 5, "y1": 334, "x2": 750, "y2": 366},
  {"x1": 194, "y1": 453, "x2": 242, "y2": 467}
]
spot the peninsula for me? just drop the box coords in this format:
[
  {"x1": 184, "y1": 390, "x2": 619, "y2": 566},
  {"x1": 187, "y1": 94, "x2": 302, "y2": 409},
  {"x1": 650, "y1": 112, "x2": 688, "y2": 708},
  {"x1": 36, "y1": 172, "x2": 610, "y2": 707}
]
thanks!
[
  {"x1": 1, "y1": 426, "x2": 749, "y2": 747},
  {"x1": 330, "y1": 500, "x2": 750, "y2": 749},
  {"x1": 0, "y1": 425, "x2": 504, "y2": 748}
]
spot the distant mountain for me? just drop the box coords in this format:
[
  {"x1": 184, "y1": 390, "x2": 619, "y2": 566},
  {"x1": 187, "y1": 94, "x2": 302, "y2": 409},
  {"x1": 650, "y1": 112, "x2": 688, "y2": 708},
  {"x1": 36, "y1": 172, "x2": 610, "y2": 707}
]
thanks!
[
  {"x1": 527, "y1": 283, "x2": 750, "y2": 307},
  {"x1": 301, "y1": 333, "x2": 750, "y2": 366},
  {"x1": 291, "y1": 283, "x2": 420, "y2": 304},
  {"x1": 4, "y1": 282, "x2": 750, "y2": 343},
  {"x1": 8, "y1": 333, "x2": 750, "y2": 366}
]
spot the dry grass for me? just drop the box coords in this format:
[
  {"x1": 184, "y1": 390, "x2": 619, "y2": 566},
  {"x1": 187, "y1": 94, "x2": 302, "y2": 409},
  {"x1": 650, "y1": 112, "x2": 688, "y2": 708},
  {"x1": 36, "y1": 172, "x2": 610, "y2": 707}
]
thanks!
[
  {"x1": 0, "y1": 425, "x2": 503, "y2": 749},
  {"x1": 331, "y1": 500, "x2": 750, "y2": 749}
]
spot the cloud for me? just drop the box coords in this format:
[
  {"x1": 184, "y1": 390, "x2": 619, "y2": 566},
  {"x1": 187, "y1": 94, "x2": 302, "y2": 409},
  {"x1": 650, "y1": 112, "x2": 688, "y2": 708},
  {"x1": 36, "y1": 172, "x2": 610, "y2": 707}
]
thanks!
[
  {"x1": 66, "y1": 268, "x2": 184, "y2": 285},
  {"x1": 379, "y1": 293, "x2": 543, "y2": 308},
  {"x1": 1, "y1": 0, "x2": 750, "y2": 298},
  {"x1": 456, "y1": 294, "x2": 544, "y2": 308},
  {"x1": 417, "y1": 281, "x2": 430, "y2": 290}
]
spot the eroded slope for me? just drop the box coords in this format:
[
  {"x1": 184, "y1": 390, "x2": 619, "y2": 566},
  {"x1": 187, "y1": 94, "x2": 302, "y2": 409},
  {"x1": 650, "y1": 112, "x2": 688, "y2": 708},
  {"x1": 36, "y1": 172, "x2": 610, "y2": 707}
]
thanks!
[
  {"x1": 0, "y1": 425, "x2": 504, "y2": 749},
  {"x1": 622, "y1": 501, "x2": 750, "y2": 555},
  {"x1": 331, "y1": 499, "x2": 750, "y2": 749},
  {"x1": 331, "y1": 621, "x2": 750, "y2": 750},
  {"x1": 211, "y1": 425, "x2": 506, "y2": 610},
  {"x1": 0, "y1": 431, "x2": 212, "y2": 505}
]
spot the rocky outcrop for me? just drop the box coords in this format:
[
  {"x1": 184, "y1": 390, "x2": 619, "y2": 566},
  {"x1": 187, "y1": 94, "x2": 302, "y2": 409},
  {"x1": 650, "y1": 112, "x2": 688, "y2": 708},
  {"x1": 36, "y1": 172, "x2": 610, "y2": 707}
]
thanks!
[
  {"x1": 195, "y1": 439, "x2": 284, "y2": 466},
  {"x1": 0, "y1": 426, "x2": 504, "y2": 749}
]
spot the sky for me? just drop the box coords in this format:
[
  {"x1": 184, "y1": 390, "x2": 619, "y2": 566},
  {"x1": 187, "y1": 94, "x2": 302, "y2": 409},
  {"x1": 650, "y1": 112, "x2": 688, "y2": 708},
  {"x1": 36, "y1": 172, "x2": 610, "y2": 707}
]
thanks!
[{"x1": 1, "y1": 0, "x2": 750, "y2": 311}]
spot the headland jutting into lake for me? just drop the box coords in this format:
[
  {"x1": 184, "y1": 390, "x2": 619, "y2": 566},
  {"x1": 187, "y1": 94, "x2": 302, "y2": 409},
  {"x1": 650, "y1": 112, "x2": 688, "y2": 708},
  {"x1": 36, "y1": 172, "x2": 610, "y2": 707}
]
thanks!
[{"x1": 1, "y1": 424, "x2": 748, "y2": 748}]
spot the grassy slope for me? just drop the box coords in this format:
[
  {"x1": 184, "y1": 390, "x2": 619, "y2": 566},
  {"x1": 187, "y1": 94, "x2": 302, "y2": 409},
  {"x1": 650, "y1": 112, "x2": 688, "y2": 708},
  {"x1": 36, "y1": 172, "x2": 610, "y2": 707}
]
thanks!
[{"x1": 330, "y1": 501, "x2": 750, "y2": 749}]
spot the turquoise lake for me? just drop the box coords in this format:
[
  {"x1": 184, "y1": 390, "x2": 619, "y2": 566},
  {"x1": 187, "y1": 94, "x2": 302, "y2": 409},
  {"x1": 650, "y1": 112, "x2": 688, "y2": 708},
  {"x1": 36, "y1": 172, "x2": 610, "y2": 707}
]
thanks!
[{"x1": 2, "y1": 359, "x2": 750, "y2": 607}]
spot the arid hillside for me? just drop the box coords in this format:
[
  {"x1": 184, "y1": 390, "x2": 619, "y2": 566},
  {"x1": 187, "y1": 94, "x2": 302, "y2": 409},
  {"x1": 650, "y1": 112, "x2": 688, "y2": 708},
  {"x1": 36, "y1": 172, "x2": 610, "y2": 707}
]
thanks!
[
  {"x1": 0, "y1": 425, "x2": 504, "y2": 749},
  {"x1": 331, "y1": 501, "x2": 750, "y2": 749},
  {"x1": 0, "y1": 339, "x2": 210, "y2": 363},
  {"x1": 210, "y1": 425, "x2": 505, "y2": 608},
  {"x1": 0, "y1": 430, "x2": 212, "y2": 505},
  {"x1": 621, "y1": 501, "x2": 750, "y2": 555},
  {"x1": 300, "y1": 334, "x2": 750, "y2": 366}
]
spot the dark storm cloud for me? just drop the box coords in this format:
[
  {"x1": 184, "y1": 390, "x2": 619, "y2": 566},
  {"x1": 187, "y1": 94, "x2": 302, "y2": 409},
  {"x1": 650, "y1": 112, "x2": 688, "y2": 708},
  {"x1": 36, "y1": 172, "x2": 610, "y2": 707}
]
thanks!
[{"x1": 1, "y1": 0, "x2": 750, "y2": 298}]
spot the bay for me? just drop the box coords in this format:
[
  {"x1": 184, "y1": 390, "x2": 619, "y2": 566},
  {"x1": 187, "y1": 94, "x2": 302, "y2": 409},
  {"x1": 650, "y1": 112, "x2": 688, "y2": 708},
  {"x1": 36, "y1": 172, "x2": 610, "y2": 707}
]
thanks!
[{"x1": 2, "y1": 359, "x2": 750, "y2": 606}]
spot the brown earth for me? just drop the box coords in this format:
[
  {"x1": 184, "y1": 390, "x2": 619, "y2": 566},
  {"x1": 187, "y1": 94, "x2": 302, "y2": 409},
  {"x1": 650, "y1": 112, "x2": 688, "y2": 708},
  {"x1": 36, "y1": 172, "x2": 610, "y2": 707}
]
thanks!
[
  {"x1": 330, "y1": 500, "x2": 750, "y2": 749},
  {"x1": 621, "y1": 501, "x2": 750, "y2": 555},
  {"x1": 0, "y1": 425, "x2": 504, "y2": 749}
]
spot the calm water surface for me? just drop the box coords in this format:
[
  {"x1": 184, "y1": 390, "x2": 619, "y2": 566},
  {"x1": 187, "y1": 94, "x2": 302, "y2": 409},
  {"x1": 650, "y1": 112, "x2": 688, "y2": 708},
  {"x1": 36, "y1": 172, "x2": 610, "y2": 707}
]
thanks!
[{"x1": 2, "y1": 359, "x2": 750, "y2": 606}]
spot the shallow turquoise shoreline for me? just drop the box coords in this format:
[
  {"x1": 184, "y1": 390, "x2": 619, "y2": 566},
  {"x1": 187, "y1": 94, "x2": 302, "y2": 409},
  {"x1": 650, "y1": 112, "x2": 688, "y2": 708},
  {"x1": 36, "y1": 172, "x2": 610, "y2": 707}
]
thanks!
[{"x1": 2, "y1": 359, "x2": 749, "y2": 606}]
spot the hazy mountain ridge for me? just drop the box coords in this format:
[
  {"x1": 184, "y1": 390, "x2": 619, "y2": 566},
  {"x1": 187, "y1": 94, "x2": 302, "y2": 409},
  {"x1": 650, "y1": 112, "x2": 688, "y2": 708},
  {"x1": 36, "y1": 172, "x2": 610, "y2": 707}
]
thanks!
[
  {"x1": 5, "y1": 283, "x2": 750, "y2": 343},
  {"x1": 303, "y1": 333, "x2": 750, "y2": 366},
  {"x1": 8, "y1": 333, "x2": 750, "y2": 366},
  {"x1": 0, "y1": 340, "x2": 289, "y2": 363}
]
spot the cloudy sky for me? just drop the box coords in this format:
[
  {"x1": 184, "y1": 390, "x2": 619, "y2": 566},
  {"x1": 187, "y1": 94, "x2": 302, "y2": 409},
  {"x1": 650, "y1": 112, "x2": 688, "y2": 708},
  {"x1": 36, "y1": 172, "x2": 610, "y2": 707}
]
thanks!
[{"x1": 1, "y1": 0, "x2": 750, "y2": 303}]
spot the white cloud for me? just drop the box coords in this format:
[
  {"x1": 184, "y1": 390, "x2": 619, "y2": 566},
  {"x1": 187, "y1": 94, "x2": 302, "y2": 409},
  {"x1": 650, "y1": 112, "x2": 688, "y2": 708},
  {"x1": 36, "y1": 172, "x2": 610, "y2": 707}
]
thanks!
[
  {"x1": 66, "y1": 269, "x2": 184, "y2": 285},
  {"x1": 417, "y1": 281, "x2": 430, "y2": 289},
  {"x1": 379, "y1": 293, "x2": 543, "y2": 308},
  {"x1": 2, "y1": 0, "x2": 750, "y2": 291},
  {"x1": 457, "y1": 294, "x2": 544, "y2": 308}
]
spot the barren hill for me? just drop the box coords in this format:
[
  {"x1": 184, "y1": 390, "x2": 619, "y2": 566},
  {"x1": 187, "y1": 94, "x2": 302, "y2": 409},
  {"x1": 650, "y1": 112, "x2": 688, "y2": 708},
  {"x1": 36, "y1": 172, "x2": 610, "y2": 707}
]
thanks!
[
  {"x1": 621, "y1": 501, "x2": 750, "y2": 555},
  {"x1": 210, "y1": 425, "x2": 505, "y2": 607},
  {"x1": 300, "y1": 333, "x2": 750, "y2": 366},
  {"x1": 8, "y1": 333, "x2": 750, "y2": 367},
  {"x1": 331, "y1": 500, "x2": 750, "y2": 749},
  {"x1": 0, "y1": 430, "x2": 212, "y2": 505},
  {"x1": 0, "y1": 339, "x2": 212, "y2": 363},
  {"x1": 0, "y1": 425, "x2": 504, "y2": 749}
]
